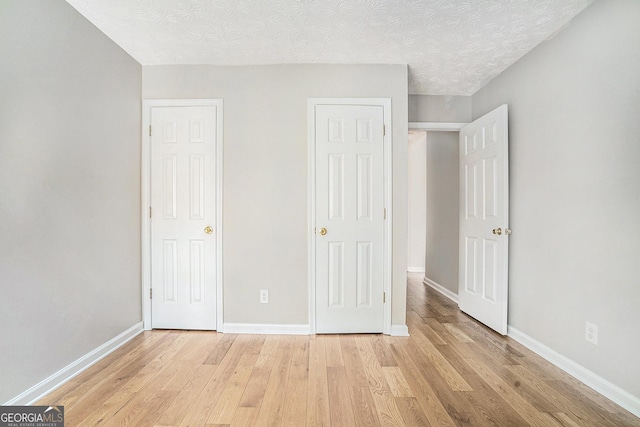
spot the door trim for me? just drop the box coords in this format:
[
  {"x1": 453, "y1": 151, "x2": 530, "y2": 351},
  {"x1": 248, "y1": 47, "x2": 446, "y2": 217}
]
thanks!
[
  {"x1": 307, "y1": 98, "x2": 392, "y2": 335},
  {"x1": 141, "y1": 99, "x2": 224, "y2": 331},
  {"x1": 408, "y1": 122, "x2": 467, "y2": 132}
]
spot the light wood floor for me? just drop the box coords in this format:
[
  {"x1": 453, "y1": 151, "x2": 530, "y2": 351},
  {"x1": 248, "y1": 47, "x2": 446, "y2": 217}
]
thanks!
[{"x1": 39, "y1": 274, "x2": 639, "y2": 426}]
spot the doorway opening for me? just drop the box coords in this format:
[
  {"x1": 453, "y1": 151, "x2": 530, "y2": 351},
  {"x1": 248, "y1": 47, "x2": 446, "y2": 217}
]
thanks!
[{"x1": 407, "y1": 126, "x2": 462, "y2": 303}]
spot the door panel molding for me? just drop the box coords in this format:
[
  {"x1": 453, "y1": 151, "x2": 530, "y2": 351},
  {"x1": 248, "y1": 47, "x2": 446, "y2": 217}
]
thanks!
[
  {"x1": 458, "y1": 104, "x2": 509, "y2": 335},
  {"x1": 142, "y1": 99, "x2": 224, "y2": 331},
  {"x1": 308, "y1": 98, "x2": 392, "y2": 335}
]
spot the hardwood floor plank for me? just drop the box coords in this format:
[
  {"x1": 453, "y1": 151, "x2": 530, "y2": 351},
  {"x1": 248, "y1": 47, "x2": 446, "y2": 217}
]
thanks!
[
  {"x1": 441, "y1": 323, "x2": 474, "y2": 343},
  {"x1": 230, "y1": 407, "x2": 258, "y2": 426},
  {"x1": 399, "y1": 322, "x2": 528, "y2": 426},
  {"x1": 327, "y1": 366, "x2": 357, "y2": 426},
  {"x1": 36, "y1": 332, "x2": 153, "y2": 405},
  {"x1": 382, "y1": 366, "x2": 414, "y2": 398},
  {"x1": 422, "y1": 317, "x2": 468, "y2": 347},
  {"x1": 95, "y1": 357, "x2": 183, "y2": 426},
  {"x1": 462, "y1": 387, "x2": 532, "y2": 426},
  {"x1": 324, "y1": 335, "x2": 345, "y2": 367},
  {"x1": 350, "y1": 386, "x2": 382, "y2": 427},
  {"x1": 395, "y1": 397, "x2": 432, "y2": 427},
  {"x1": 281, "y1": 337, "x2": 309, "y2": 426},
  {"x1": 305, "y1": 336, "x2": 331, "y2": 427},
  {"x1": 464, "y1": 355, "x2": 563, "y2": 427},
  {"x1": 177, "y1": 331, "x2": 223, "y2": 365},
  {"x1": 254, "y1": 335, "x2": 281, "y2": 369},
  {"x1": 39, "y1": 331, "x2": 171, "y2": 411},
  {"x1": 203, "y1": 333, "x2": 237, "y2": 365},
  {"x1": 238, "y1": 368, "x2": 270, "y2": 409},
  {"x1": 207, "y1": 336, "x2": 265, "y2": 424},
  {"x1": 495, "y1": 362, "x2": 564, "y2": 414},
  {"x1": 161, "y1": 360, "x2": 198, "y2": 392},
  {"x1": 64, "y1": 333, "x2": 179, "y2": 424},
  {"x1": 387, "y1": 340, "x2": 459, "y2": 427},
  {"x1": 254, "y1": 336, "x2": 294, "y2": 427},
  {"x1": 405, "y1": 326, "x2": 473, "y2": 392},
  {"x1": 35, "y1": 274, "x2": 639, "y2": 427},
  {"x1": 179, "y1": 335, "x2": 250, "y2": 426},
  {"x1": 547, "y1": 378, "x2": 637, "y2": 427},
  {"x1": 77, "y1": 358, "x2": 181, "y2": 426},
  {"x1": 105, "y1": 389, "x2": 178, "y2": 427},
  {"x1": 340, "y1": 335, "x2": 369, "y2": 387},
  {"x1": 355, "y1": 337, "x2": 407, "y2": 427},
  {"x1": 156, "y1": 364, "x2": 218, "y2": 427},
  {"x1": 370, "y1": 334, "x2": 398, "y2": 367},
  {"x1": 551, "y1": 411, "x2": 592, "y2": 427},
  {"x1": 408, "y1": 315, "x2": 448, "y2": 345}
]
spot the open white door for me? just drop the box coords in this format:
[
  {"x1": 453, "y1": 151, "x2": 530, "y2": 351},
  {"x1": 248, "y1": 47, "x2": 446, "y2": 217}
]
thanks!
[
  {"x1": 458, "y1": 105, "x2": 509, "y2": 335},
  {"x1": 150, "y1": 105, "x2": 218, "y2": 330},
  {"x1": 313, "y1": 103, "x2": 387, "y2": 333}
]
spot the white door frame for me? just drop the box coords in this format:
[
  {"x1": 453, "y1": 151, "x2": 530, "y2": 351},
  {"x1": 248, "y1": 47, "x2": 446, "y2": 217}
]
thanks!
[
  {"x1": 141, "y1": 99, "x2": 224, "y2": 331},
  {"x1": 308, "y1": 98, "x2": 393, "y2": 335},
  {"x1": 408, "y1": 122, "x2": 467, "y2": 132}
]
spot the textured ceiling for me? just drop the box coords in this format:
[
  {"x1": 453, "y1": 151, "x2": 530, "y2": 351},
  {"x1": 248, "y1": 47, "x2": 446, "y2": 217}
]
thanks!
[{"x1": 65, "y1": 0, "x2": 593, "y2": 95}]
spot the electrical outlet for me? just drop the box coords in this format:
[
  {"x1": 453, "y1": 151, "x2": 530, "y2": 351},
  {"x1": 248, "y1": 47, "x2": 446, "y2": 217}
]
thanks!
[
  {"x1": 585, "y1": 321, "x2": 598, "y2": 345},
  {"x1": 260, "y1": 289, "x2": 269, "y2": 304}
]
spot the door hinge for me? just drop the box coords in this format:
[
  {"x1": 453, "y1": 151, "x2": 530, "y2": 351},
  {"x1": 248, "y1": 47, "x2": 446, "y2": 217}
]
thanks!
[
  {"x1": 149, "y1": 206, "x2": 152, "y2": 218},
  {"x1": 149, "y1": 125, "x2": 152, "y2": 136},
  {"x1": 384, "y1": 208, "x2": 387, "y2": 219},
  {"x1": 383, "y1": 124, "x2": 386, "y2": 136},
  {"x1": 150, "y1": 288, "x2": 153, "y2": 299},
  {"x1": 383, "y1": 292, "x2": 386, "y2": 303}
]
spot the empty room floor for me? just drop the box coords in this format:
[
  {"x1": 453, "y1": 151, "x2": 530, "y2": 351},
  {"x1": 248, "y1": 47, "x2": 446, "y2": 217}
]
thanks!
[{"x1": 38, "y1": 273, "x2": 639, "y2": 426}]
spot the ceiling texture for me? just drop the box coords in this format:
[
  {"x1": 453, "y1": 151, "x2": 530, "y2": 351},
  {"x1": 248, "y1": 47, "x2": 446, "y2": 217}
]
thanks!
[{"x1": 65, "y1": 0, "x2": 593, "y2": 95}]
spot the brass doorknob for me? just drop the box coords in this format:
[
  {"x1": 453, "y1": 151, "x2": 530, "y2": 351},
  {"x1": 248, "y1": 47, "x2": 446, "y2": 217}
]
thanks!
[
  {"x1": 492, "y1": 228, "x2": 502, "y2": 235},
  {"x1": 319, "y1": 228, "x2": 327, "y2": 236},
  {"x1": 204, "y1": 226, "x2": 213, "y2": 234}
]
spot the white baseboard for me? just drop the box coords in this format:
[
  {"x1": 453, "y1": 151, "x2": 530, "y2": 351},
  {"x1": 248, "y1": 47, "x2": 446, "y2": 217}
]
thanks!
[
  {"x1": 222, "y1": 323, "x2": 310, "y2": 335},
  {"x1": 5, "y1": 322, "x2": 144, "y2": 406},
  {"x1": 390, "y1": 324, "x2": 410, "y2": 336},
  {"x1": 423, "y1": 277, "x2": 459, "y2": 304},
  {"x1": 407, "y1": 267, "x2": 425, "y2": 273},
  {"x1": 508, "y1": 326, "x2": 640, "y2": 418}
]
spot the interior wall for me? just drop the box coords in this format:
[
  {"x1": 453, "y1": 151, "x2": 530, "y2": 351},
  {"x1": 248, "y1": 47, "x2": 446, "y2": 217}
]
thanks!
[
  {"x1": 472, "y1": 0, "x2": 640, "y2": 400},
  {"x1": 0, "y1": 0, "x2": 142, "y2": 403},
  {"x1": 142, "y1": 64, "x2": 409, "y2": 328},
  {"x1": 407, "y1": 132, "x2": 427, "y2": 272},
  {"x1": 425, "y1": 132, "x2": 460, "y2": 293},
  {"x1": 409, "y1": 95, "x2": 471, "y2": 122}
]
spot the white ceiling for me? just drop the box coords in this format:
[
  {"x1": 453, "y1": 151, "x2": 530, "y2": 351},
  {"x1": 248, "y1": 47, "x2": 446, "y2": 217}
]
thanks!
[{"x1": 65, "y1": 0, "x2": 593, "y2": 95}]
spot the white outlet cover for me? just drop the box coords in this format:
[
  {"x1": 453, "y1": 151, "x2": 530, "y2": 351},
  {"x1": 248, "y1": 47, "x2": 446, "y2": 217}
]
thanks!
[
  {"x1": 260, "y1": 290, "x2": 269, "y2": 304},
  {"x1": 585, "y1": 321, "x2": 598, "y2": 345}
]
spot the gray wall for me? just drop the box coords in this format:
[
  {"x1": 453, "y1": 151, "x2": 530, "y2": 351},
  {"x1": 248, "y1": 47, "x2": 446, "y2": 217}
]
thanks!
[
  {"x1": 0, "y1": 1, "x2": 142, "y2": 402},
  {"x1": 407, "y1": 131, "x2": 426, "y2": 272},
  {"x1": 425, "y1": 132, "x2": 459, "y2": 293},
  {"x1": 409, "y1": 95, "x2": 471, "y2": 122},
  {"x1": 408, "y1": 95, "x2": 470, "y2": 293},
  {"x1": 143, "y1": 64, "x2": 409, "y2": 327},
  {"x1": 473, "y1": 0, "x2": 640, "y2": 398}
]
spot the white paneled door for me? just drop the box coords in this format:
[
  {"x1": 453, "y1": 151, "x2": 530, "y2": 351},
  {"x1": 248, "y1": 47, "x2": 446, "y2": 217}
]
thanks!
[
  {"x1": 151, "y1": 106, "x2": 217, "y2": 330},
  {"x1": 314, "y1": 104, "x2": 386, "y2": 333},
  {"x1": 458, "y1": 104, "x2": 509, "y2": 334}
]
